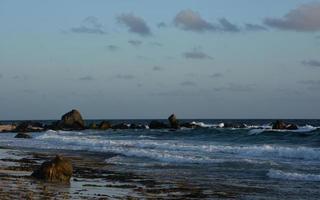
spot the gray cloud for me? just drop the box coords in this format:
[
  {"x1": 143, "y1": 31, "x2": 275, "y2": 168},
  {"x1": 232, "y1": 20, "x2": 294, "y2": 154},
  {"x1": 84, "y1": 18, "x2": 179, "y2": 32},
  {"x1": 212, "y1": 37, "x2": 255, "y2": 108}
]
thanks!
[
  {"x1": 301, "y1": 59, "x2": 320, "y2": 68},
  {"x1": 298, "y1": 80, "x2": 320, "y2": 90},
  {"x1": 209, "y1": 73, "x2": 223, "y2": 78},
  {"x1": 213, "y1": 83, "x2": 255, "y2": 92},
  {"x1": 115, "y1": 74, "x2": 135, "y2": 80},
  {"x1": 71, "y1": 16, "x2": 106, "y2": 35},
  {"x1": 180, "y1": 81, "x2": 197, "y2": 87},
  {"x1": 79, "y1": 75, "x2": 95, "y2": 81},
  {"x1": 117, "y1": 13, "x2": 151, "y2": 36},
  {"x1": 219, "y1": 18, "x2": 240, "y2": 32},
  {"x1": 106, "y1": 45, "x2": 118, "y2": 51},
  {"x1": 183, "y1": 48, "x2": 213, "y2": 60},
  {"x1": 157, "y1": 22, "x2": 167, "y2": 28},
  {"x1": 174, "y1": 9, "x2": 216, "y2": 32},
  {"x1": 264, "y1": 2, "x2": 320, "y2": 31},
  {"x1": 152, "y1": 66, "x2": 163, "y2": 71},
  {"x1": 128, "y1": 40, "x2": 142, "y2": 47},
  {"x1": 149, "y1": 42, "x2": 162, "y2": 47},
  {"x1": 245, "y1": 23, "x2": 268, "y2": 31}
]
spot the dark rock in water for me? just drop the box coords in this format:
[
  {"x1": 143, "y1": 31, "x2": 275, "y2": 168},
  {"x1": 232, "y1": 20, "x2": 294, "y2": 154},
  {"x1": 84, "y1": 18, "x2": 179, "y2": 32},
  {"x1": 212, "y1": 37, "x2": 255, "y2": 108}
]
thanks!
[
  {"x1": 168, "y1": 114, "x2": 180, "y2": 129},
  {"x1": 149, "y1": 120, "x2": 169, "y2": 129},
  {"x1": 45, "y1": 121, "x2": 61, "y2": 130},
  {"x1": 99, "y1": 121, "x2": 112, "y2": 130},
  {"x1": 272, "y1": 120, "x2": 298, "y2": 130},
  {"x1": 14, "y1": 133, "x2": 32, "y2": 139},
  {"x1": 112, "y1": 123, "x2": 130, "y2": 129},
  {"x1": 31, "y1": 155, "x2": 73, "y2": 183},
  {"x1": 59, "y1": 109, "x2": 85, "y2": 130},
  {"x1": 223, "y1": 122, "x2": 246, "y2": 129},
  {"x1": 180, "y1": 122, "x2": 202, "y2": 129},
  {"x1": 129, "y1": 124, "x2": 147, "y2": 129},
  {"x1": 15, "y1": 121, "x2": 44, "y2": 132},
  {"x1": 88, "y1": 123, "x2": 97, "y2": 129}
]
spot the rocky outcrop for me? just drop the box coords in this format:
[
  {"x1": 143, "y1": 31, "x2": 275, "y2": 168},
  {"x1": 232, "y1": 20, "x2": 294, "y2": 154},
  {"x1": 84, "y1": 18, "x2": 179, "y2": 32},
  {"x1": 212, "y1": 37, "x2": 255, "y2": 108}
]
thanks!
[
  {"x1": 99, "y1": 121, "x2": 112, "y2": 130},
  {"x1": 149, "y1": 120, "x2": 169, "y2": 129},
  {"x1": 272, "y1": 120, "x2": 298, "y2": 130},
  {"x1": 59, "y1": 109, "x2": 85, "y2": 130},
  {"x1": 88, "y1": 123, "x2": 97, "y2": 129},
  {"x1": 14, "y1": 121, "x2": 44, "y2": 132},
  {"x1": 180, "y1": 122, "x2": 202, "y2": 129},
  {"x1": 168, "y1": 114, "x2": 180, "y2": 129},
  {"x1": 14, "y1": 133, "x2": 32, "y2": 139},
  {"x1": 0, "y1": 124, "x2": 16, "y2": 132},
  {"x1": 31, "y1": 155, "x2": 73, "y2": 183}
]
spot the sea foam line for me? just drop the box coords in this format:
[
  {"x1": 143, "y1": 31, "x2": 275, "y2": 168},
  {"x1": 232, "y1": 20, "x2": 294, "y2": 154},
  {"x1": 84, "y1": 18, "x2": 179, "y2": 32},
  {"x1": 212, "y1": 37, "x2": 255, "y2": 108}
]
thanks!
[{"x1": 268, "y1": 169, "x2": 320, "y2": 181}]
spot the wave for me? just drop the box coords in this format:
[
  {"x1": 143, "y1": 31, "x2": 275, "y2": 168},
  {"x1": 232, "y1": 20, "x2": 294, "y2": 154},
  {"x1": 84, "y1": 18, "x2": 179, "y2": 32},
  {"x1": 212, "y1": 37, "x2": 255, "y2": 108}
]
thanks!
[
  {"x1": 249, "y1": 125, "x2": 318, "y2": 135},
  {"x1": 268, "y1": 169, "x2": 320, "y2": 181}
]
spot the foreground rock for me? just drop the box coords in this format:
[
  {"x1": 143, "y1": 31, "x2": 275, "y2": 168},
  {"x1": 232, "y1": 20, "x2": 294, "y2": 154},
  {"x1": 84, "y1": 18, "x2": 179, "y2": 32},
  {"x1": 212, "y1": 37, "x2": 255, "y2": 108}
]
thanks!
[
  {"x1": 59, "y1": 109, "x2": 85, "y2": 130},
  {"x1": 99, "y1": 121, "x2": 112, "y2": 130},
  {"x1": 272, "y1": 120, "x2": 298, "y2": 130},
  {"x1": 168, "y1": 114, "x2": 180, "y2": 129},
  {"x1": 149, "y1": 120, "x2": 169, "y2": 129},
  {"x1": 32, "y1": 155, "x2": 73, "y2": 183},
  {"x1": 14, "y1": 121, "x2": 44, "y2": 132},
  {"x1": 14, "y1": 133, "x2": 32, "y2": 138}
]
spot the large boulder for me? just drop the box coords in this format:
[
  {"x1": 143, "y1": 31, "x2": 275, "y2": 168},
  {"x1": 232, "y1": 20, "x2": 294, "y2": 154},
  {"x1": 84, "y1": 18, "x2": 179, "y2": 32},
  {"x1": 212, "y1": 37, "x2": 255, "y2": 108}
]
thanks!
[
  {"x1": 99, "y1": 121, "x2": 112, "y2": 130},
  {"x1": 31, "y1": 155, "x2": 73, "y2": 183},
  {"x1": 272, "y1": 120, "x2": 298, "y2": 130},
  {"x1": 168, "y1": 114, "x2": 180, "y2": 129},
  {"x1": 59, "y1": 109, "x2": 85, "y2": 130},
  {"x1": 149, "y1": 120, "x2": 169, "y2": 129},
  {"x1": 15, "y1": 133, "x2": 32, "y2": 139}
]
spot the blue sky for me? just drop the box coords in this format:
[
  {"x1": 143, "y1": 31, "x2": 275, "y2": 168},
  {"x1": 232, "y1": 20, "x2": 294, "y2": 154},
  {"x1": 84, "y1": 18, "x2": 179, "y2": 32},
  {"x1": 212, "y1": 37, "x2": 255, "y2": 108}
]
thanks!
[{"x1": 0, "y1": 0, "x2": 320, "y2": 119}]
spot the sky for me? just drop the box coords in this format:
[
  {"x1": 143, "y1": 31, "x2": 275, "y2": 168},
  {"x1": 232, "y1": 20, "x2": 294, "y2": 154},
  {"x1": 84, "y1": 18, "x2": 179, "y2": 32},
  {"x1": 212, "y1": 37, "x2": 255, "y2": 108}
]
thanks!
[{"x1": 0, "y1": 0, "x2": 320, "y2": 120}]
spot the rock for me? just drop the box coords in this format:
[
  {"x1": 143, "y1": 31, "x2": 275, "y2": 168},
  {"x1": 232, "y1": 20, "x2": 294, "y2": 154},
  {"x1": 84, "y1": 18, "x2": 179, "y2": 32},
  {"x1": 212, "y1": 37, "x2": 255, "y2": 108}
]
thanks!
[
  {"x1": 31, "y1": 155, "x2": 73, "y2": 183},
  {"x1": 272, "y1": 120, "x2": 298, "y2": 130},
  {"x1": 15, "y1": 121, "x2": 44, "y2": 132},
  {"x1": 59, "y1": 109, "x2": 85, "y2": 130},
  {"x1": 112, "y1": 123, "x2": 130, "y2": 129},
  {"x1": 88, "y1": 123, "x2": 97, "y2": 129},
  {"x1": 0, "y1": 124, "x2": 16, "y2": 132},
  {"x1": 223, "y1": 122, "x2": 246, "y2": 129},
  {"x1": 15, "y1": 133, "x2": 32, "y2": 139},
  {"x1": 129, "y1": 124, "x2": 147, "y2": 129},
  {"x1": 168, "y1": 114, "x2": 180, "y2": 129},
  {"x1": 98, "y1": 121, "x2": 112, "y2": 130},
  {"x1": 180, "y1": 122, "x2": 202, "y2": 129},
  {"x1": 149, "y1": 120, "x2": 169, "y2": 129}
]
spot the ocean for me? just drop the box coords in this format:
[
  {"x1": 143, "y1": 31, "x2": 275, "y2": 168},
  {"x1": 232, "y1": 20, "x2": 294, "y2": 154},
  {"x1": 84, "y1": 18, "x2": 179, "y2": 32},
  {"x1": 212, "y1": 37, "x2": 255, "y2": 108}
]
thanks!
[{"x1": 0, "y1": 119, "x2": 320, "y2": 199}]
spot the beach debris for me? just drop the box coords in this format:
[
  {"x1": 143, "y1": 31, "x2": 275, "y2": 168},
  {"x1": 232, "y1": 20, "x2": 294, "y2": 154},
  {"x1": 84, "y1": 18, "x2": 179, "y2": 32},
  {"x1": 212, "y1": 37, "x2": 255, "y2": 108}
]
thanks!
[
  {"x1": 14, "y1": 132, "x2": 32, "y2": 139},
  {"x1": 31, "y1": 155, "x2": 73, "y2": 183},
  {"x1": 149, "y1": 120, "x2": 169, "y2": 129},
  {"x1": 168, "y1": 114, "x2": 180, "y2": 129},
  {"x1": 272, "y1": 120, "x2": 298, "y2": 130},
  {"x1": 59, "y1": 109, "x2": 85, "y2": 130}
]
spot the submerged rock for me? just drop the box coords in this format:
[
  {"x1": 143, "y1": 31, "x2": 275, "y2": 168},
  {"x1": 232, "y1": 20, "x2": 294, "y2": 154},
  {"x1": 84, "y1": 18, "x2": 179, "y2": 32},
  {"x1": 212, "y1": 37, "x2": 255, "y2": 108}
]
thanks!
[
  {"x1": 272, "y1": 120, "x2": 298, "y2": 130},
  {"x1": 59, "y1": 109, "x2": 85, "y2": 130},
  {"x1": 168, "y1": 114, "x2": 180, "y2": 129},
  {"x1": 149, "y1": 121, "x2": 169, "y2": 129},
  {"x1": 31, "y1": 155, "x2": 73, "y2": 183},
  {"x1": 14, "y1": 133, "x2": 32, "y2": 139},
  {"x1": 99, "y1": 121, "x2": 112, "y2": 130}
]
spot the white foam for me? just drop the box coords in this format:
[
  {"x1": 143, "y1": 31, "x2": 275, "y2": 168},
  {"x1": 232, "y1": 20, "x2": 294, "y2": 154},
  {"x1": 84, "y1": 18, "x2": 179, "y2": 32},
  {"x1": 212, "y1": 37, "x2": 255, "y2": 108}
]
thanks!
[
  {"x1": 268, "y1": 169, "x2": 320, "y2": 181},
  {"x1": 190, "y1": 121, "x2": 216, "y2": 128}
]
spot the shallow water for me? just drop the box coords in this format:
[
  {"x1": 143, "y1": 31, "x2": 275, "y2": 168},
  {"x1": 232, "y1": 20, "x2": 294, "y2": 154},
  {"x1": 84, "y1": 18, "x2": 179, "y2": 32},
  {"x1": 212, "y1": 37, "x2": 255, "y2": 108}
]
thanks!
[{"x1": 0, "y1": 119, "x2": 320, "y2": 199}]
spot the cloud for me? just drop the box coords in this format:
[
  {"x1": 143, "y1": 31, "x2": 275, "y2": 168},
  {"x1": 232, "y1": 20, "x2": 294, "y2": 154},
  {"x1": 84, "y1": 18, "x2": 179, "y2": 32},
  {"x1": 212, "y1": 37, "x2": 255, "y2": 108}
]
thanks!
[
  {"x1": 71, "y1": 16, "x2": 106, "y2": 35},
  {"x1": 128, "y1": 40, "x2": 142, "y2": 47},
  {"x1": 117, "y1": 13, "x2": 151, "y2": 36},
  {"x1": 79, "y1": 75, "x2": 94, "y2": 81},
  {"x1": 183, "y1": 48, "x2": 213, "y2": 60},
  {"x1": 106, "y1": 45, "x2": 118, "y2": 51},
  {"x1": 219, "y1": 18, "x2": 240, "y2": 32},
  {"x1": 264, "y1": 2, "x2": 320, "y2": 31},
  {"x1": 209, "y1": 73, "x2": 223, "y2": 78},
  {"x1": 180, "y1": 81, "x2": 197, "y2": 87},
  {"x1": 298, "y1": 80, "x2": 320, "y2": 90},
  {"x1": 149, "y1": 42, "x2": 162, "y2": 47},
  {"x1": 245, "y1": 23, "x2": 268, "y2": 31},
  {"x1": 174, "y1": 9, "x2": 216, "y2": 32},
  {"x1": 152, "y1": 66, "x2": 163, "y2": 71},
  {"x1": 301, "y1": 59, "x2": 320, "y2": 68},
  {"x1": 213, "y1": 83, "x2": 254, "y2": 92},
  {"x1": 157, "y1": 22, "x2": 167, "y2": 28},
  {"x1": 115, "y1": 74, "x2": 135, "y2": 80}
]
